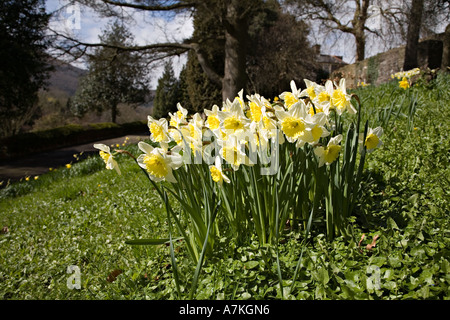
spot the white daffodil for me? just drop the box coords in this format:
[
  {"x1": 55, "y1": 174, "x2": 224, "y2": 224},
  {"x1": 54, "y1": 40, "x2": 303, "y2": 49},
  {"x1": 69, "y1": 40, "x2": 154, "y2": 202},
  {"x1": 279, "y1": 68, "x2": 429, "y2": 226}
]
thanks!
[
  {"x1": 280, "y1": 80, "x2": 301, "y2": 109},
  {"x1": 218, "y1": 99, "x2": 250, "y2": 137},
  {"x1": 219, "y1": 134, "x2": 252, "y2": 171},
  {"x1": 205, "y1": 104, "x2": 221, "y2": 131},
  {"x1": 299, "y1": 79, "x2": 321, "y2": 101},
  {"x1": 314, "y1": 134, "x2": 343, "y2": 167},
  {"x1": 137, "y1": 141, "x2": 183, "y2": 183},
  {"x1": 313, "y1": 80, "x2": 334, "y2": 115},
  {"x1": 331, "y1": 78, "x2": 357, "y2": 115},
  {"x1": 168, "y1": 103, "x2": 188, "y2": 128},
  {"x1": 275, "y1": 100, "x2": 313, "y2": 148},
  {"x1": 359, "y1": 127, "x2": 383, "y2": 153},
  {"x1": 147, "y1": 116, "x2": 171, "y2": 144},
  {"x1": 303, "y1": 110, "x2": 330, "y2": 145},
  {"x1": 94, "y1": 143, "x2": 121, "y2": 174},
  {"x1": 209, "y1": 156, "x2": 230, "y2": 185}
]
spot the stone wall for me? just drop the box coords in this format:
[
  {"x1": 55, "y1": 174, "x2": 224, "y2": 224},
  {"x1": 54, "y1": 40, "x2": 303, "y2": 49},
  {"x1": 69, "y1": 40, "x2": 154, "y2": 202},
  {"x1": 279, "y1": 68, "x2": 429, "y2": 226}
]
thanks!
[{"x1": 332, "y1": 35, "x2": 445, "y2": 88}]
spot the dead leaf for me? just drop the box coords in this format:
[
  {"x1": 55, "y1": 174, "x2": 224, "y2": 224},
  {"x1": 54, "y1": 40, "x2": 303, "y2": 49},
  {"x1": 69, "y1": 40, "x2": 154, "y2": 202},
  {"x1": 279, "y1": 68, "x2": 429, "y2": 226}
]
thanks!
[{"x1": 107, "y1": 269, "x2": 123, "y2": 283}]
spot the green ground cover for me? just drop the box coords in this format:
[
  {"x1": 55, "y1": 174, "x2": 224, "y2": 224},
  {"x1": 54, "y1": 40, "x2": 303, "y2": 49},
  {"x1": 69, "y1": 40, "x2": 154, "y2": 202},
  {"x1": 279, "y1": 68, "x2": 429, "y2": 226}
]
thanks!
[{"x1": 0, "y1": 73, "x2": 448, "y2": 300}]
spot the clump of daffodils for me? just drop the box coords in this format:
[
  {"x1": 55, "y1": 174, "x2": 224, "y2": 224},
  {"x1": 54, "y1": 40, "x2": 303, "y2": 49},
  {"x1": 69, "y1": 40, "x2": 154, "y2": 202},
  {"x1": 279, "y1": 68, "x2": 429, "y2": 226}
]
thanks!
[
  {"x1": 391, "y1": 68, "x2": 421, "y2": 89},
  {"x1": 94, "y1": 78, "x2": 382, "y2": 184}
]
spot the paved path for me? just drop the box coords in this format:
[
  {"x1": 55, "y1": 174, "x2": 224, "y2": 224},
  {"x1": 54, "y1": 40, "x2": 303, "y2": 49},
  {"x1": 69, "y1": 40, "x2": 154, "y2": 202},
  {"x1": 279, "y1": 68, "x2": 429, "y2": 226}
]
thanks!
[{"x1": 0, "y1": 134, "x2": 149, "y2": 182}]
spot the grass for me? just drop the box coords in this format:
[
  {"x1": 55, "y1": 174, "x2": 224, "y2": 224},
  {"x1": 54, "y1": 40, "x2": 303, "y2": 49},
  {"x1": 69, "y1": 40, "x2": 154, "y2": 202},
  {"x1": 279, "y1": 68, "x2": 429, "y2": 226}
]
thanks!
[{"x1": 0, "y1": 72, "x2": 449, "y2": 300}]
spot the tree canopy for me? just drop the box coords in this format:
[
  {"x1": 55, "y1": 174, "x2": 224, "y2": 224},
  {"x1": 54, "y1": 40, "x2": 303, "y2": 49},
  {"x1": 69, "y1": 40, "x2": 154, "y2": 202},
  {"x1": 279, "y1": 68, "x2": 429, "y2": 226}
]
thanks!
[{"x1": 0, "y1": 0, "x2": 52, "y2": 137}]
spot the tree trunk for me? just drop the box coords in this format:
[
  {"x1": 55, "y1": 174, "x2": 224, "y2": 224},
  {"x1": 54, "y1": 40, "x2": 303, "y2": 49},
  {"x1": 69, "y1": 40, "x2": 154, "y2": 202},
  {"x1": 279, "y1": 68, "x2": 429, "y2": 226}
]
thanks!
[
  {"x1": 403, "y1": 0, "x2": 424, "y2": 71},
  {"x1": 222, "y1": 1, "x2": 249, "y2": 101},
  {"x1": 111, "y1": 103, "x2": 117, "y2": 123},
  {"x1": 355, "y1": 31, "x2": 366, "y2": 62},
  {"x1": 441, "y1": 23, "x2": 450, "y2": 71}
]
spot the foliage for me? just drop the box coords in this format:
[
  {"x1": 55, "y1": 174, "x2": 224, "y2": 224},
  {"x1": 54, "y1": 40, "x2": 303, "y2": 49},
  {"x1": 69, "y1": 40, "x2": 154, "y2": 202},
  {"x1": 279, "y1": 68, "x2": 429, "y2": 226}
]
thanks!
[
  {"x1": 0, "y1": 73, "x2": 449, "y2": 300},
  {"x1": 0, "y1": 0, "x2": 52, "y2": 138},
  {"x1": 69, "y1": 21, "x2": 150, "y2": 123},
  {"x1": 152, "y1": 62, "x2": 183, "y2": 119}
]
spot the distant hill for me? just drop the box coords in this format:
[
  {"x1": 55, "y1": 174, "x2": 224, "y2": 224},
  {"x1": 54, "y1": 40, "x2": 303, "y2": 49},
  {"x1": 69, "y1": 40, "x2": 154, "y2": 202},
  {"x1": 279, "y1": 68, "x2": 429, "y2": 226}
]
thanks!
[{"x1": 45, "y1": 59, "x2": 87, "y2": 98}]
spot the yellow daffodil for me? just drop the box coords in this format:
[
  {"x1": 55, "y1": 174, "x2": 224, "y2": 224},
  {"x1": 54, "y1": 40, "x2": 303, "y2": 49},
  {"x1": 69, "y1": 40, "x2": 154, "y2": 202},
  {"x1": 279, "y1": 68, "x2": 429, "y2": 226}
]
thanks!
[
  {"x1": 314, "y1": 134, "x2": 343, "y2": 167},
  {"x1": 359, "y1": 127, "x2": 383, "y2": 153},
  {"x1": 147, "y1": 116, "x2": 171, "y2": 144},
  {"x1": 94, "y1": 143, "x2": 121, "y2": 174},
  {"x1": 209, "y1": 156, "x2": 230, "y2": 185},
  {"x1": 137, "y1": 141, "x2": 182, "y2": 183},
  {"x1": 220, "y1": 135, "x2": 252, "y2": 171},
  {"x1": 313, "y1": 80, "x2": 334, "y2": 115},
  {"x1": 399, "y1": 77, "x2": 410, "y2": 89}
]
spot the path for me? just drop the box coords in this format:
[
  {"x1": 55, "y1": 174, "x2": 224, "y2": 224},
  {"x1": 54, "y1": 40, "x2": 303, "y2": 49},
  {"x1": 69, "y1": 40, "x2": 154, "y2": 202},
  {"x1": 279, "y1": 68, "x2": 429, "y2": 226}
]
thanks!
[{"x1": 0, "y1": 134, "x2": 149, "y2": 182}]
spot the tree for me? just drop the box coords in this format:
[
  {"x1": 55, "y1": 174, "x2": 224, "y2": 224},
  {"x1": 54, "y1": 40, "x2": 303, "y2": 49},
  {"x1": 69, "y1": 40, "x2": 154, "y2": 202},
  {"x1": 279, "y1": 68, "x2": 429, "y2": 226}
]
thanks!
[
  {"x1": 246, "y1": 6, "x2": 318, "y2": 97},
  {"x1": 152, "y1": 61, "x2": 182, "y2": 119},
  {"x1": 403, "y1": 0, "x2": 424, "y2": 71},
  {"x1": 69, "y1": 21, "x2": 150, "y2": 123},
  {"x1": 287, "y1": 0, "x2": 378, "y2": 62},
  {"x1": 0, "y1": 0, "x2": 52, "y2": 137},
  {"x1": 53, "y1": 0, "x2": 272, "y2": 101}
]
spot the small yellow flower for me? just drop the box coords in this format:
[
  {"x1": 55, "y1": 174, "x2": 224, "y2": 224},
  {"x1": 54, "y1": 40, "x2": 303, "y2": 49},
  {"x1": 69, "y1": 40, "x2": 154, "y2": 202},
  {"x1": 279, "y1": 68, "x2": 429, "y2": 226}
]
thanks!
[
  {"x1": 34, "y1": 176, "x2": 39, "y2": 180},
  {"x1": 65, "y1": 164, "x2": 72, "y2": 169},
  {"x1": 25, "y1": 176, "x2": 30, "y2": 181},
  {"x1": 399, "y1": 77, "x2": 410, "y2": 89}
]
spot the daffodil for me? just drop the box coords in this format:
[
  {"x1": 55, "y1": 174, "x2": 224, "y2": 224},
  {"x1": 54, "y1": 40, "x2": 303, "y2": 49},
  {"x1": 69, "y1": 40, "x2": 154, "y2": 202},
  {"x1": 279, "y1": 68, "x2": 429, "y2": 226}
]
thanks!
[
  {"x1": 168, "y1": 103, "x2": 188, "y2": 128},
  {"x1": 94, "y1": 143, "x2": 121, "y2": 174},
  {"x1": 219, "y1": 135, "x2": 252, "y2": 171},
  {"x1": 136, "y1": 141, "x2": 182, "y2": 183},
  {"x1": 147, "y1": 116, "x2": 171, "y2": 144},
  {"x1": 399, "y1": 77, "x2": 410, "y2": 89},
  {"x1": 218, "y1": 100, "x2": 250, "y2": 137},
  {"x1": 299, "y1": 79, "x2": 320, "y2": 101},
  {"x1": 313, "y1": 80, "x2": 334, "y2": 114},
  {"x1": 314, "y1": 134, "x2": 343, "y2": 167},
  {"x1": 280, "y1": 80, "x2": 301, "y2": 109},
  {"x1": 331, "y1": 78, "x2": 357, "y2": 115},
  {"x1": 209, "y1": 156, "x2": 230, "y2": 185},
  {"x1": 275, "y1": 100, "x2": 312, "y2": 147},
  {"x1": 205, "y1": 104, "x2": 221, "y2": 131},
  {"x1": 359, "y1": 127, "x2": 383, "y2": 153}
]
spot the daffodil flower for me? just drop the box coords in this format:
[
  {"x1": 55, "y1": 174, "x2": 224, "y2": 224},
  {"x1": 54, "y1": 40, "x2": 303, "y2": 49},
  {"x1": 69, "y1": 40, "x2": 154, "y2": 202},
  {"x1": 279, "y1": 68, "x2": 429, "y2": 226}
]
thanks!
[
  {"x1": 299, "y1": 79, "x2": 320, "y2": 101},
  {"x1": 205, "y1": 104, "x2": 221, "y2": 131},
  {"x1": 314, "y1": 134, "x2": 343, "y2": 167},
  {"x1": 280, "y1": 80, "x2": 301, "y2": 109},
  {"x1": 399, "y1": 77, "x2": 410, "y2": 89},
  {"x1": 359, "y1": 127, "x2": 383, "y2": 153},
  {"x1": 219, "y1": 135, "x2": 252, "y2": 171},
  {"x1": 209, "y1": 156, "x2": 230, "y2": 185},
  {"x1": 218, "y1": 100, "x2": 250, "y2": 136},
  {"x1": 147, "y1": 116, "x2": 171, "y2": 144},
  {"x1": 137, "y1": 141, "x2": 182, "y2": 183},
  {"x1": 313, "y1": 80, "x2": 334, "y2": 114},
  {"x1": 94, "y1": 143, "x2": 121, "y2": 174},
  {"x1": 168, "y1": 103, "x2": 188, "y2": 128},
  {"x1": 275, "y1": 100, "x2": 313, "y2": 147},
  {"x1": 331, "y1": 78, "x2": 357, "y2": 115}
]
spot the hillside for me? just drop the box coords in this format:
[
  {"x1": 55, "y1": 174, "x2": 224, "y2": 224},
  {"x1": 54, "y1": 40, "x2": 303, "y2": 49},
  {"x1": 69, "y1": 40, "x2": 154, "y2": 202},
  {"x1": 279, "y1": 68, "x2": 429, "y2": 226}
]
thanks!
[{"x1": 45, "y1": 59, "x2": 87, "y2": 98}]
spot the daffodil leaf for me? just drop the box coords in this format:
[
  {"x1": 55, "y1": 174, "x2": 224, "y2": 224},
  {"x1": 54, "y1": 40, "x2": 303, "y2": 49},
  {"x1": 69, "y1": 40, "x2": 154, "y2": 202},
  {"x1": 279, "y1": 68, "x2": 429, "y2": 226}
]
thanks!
[{"x1": 125, "y1": 237, "x2": 183, "y2": 246}]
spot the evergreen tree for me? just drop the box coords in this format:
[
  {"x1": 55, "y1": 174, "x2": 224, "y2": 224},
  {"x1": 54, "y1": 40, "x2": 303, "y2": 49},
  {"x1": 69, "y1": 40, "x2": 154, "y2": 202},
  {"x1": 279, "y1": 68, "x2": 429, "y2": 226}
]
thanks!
[
  {"x1": 152, "y1": 61, "x2": 183, "y2": 119},
  {"x1": 69, "y1": 21, "x2": 150, "y2": 123},
  {"x1": 0, "y1": 0, "x2": 52, "y2": 137}
]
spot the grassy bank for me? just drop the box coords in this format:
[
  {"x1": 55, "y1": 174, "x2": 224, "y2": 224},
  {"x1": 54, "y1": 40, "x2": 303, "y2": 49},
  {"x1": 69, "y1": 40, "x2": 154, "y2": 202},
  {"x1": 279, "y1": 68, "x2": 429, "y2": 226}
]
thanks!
[{"x1": 0, "y1": 73, "x2": 449, "y2": 300}]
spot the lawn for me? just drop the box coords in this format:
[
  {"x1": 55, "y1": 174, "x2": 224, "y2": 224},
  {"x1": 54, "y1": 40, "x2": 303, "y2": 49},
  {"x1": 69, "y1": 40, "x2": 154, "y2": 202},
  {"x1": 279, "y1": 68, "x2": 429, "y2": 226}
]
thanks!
[{"x1": 0, "y1": 72, "x2": 449, "y2": 300}]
